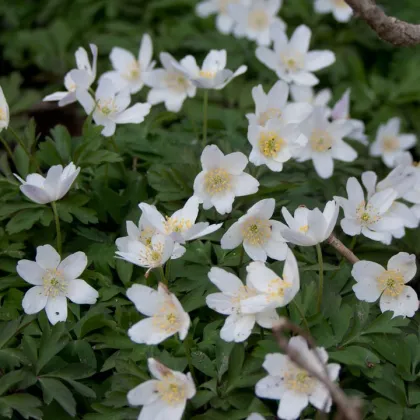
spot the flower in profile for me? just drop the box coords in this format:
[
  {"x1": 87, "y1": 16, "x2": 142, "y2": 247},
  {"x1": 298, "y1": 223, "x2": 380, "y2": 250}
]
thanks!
[
  {"x1": 76, "y1": 78, "x2": 151, "y2": 137},
  {"x1": 278, "y1": 201, "x2": 339, "y2": 246},
  {"x1": 17, "y1": 245, "x2": 98, "y2": 325},
  {"x1": 256, "y1": 336, "x2": 340, "y2": 420},
  {"x1": 196, "y1": 0, "x2": 250, "y2": 35},
  {"x1": 127, "y1": 358, "x2": 196, "y2": 420},
  {"x1": 334, "y1": 177, "x2": 404, "y2": 244},
  {"x1": 193, "y1": 145, "x2": 259, "y2": 215},
  {"x1": 221, "y1": 198, "x2": 288, "y2": 261},
  {"x1": 256, "y1": 24, "x2": 335, "y2": 86},
  {"x1": 240, "y1": 250, "x2": 300, "y2": 313},
  {"x1": 144, "y1": 53, "x2": 196, "y2": 112},
  {"x1": 44, "y1": 44, "x2": 97, "y2": 107},
  {"x1": 14, "y1": 162, "x2": 80, "y2": 204},
  {"x1": 205, "y1": 267, "x2": 280, "y2": 342},
  {"x1": 100, "y1": 34, "x2": 154, "y2": 94},
  {"x1": 296, "y1": 107, "x2": 357, "y2": 179},
  {"x1": 127, "y1": 283, "x2": 190, "y2": 344},
  {"x1": 247, "y1": 119, "x2": 308, "y2": 172},
  {"x1": 229, "y1": 0, "x2": 286, "y2": 46},
  {"x1": 173, "y1": 49, "x2": 247, "y2": 90},
  {"x1": 352, "y1": 252, "x2": 418, "y2": 318},
  {"x1": 370, "y1": 117, "x2": 417, "y2": 168},
  {"x1": 290, "y1": 85, "x2": 332, "y2": 109},
  {"x1": 396, "y1": 153, "x2": 420, "y2": 220},
  {"x1": 314, "y1": 0, "x2": 353, "y2": 22},
  {"x1": 0, "y1": 86, "x2": 10, "y2": 131},
  {"x1": 247, "y1": 81, "x2": 312, "y2": 127}
]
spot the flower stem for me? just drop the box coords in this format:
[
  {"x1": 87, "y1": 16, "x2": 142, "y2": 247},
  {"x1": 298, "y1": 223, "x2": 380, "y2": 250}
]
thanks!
[
  {"x1": 202, "y1": 90, "x2": 208, "y2": 147},
  {"x1": 51, "y1": 201, "x2": 62, "y2": 255},
  {"x1": 326, "y1": 233, "x2": 359, "y2": 264},
  {"x1": 8, "y1": 126, "x2": 41, "y2": 172},
  {"x1": 316, "y1": 243, "x2": 324, "y2": 312},
  {"x1": 158, "y1": 266, "x2": 168, "y2": 285},
  {"x1": 292, "y1": 301, "x2": 310, "y2": 332},
  {"x1": 0, "y1": 135, "x2": 15, "y2": 166}
]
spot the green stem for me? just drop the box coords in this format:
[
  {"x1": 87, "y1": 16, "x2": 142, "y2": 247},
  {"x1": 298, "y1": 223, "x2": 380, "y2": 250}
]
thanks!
[
  {"x1": 158, "y1": 266, "x2": 168, "y2": 286},
  {"x1": 8, "y1": 127, "x2": 40, "y2": 172},
  {"x1": 292, "y1": 301, "x2": 310, "y2": 332},
  {"x1": 0, "y1": 135, "x2": 15, "y2": 165},
  {"x1": 260, "y1": 326, "x2": 265, "y2": 340},
  {"x1": 202, "y1": 90, "x2": 208, "y2": 147},
  {"x1": 184, "y1": 337, "x2": 198, "y2": 384},
  {"x1": 349, "y1": 236, "x2": 357, "y2": 250},
  {"x1": 51, "y1": 201, "x2": 62, "y2": 255},
  {"x1": 316, "y1": 243, "x2": 324, "y2": 312},
  {"x1": 109, "y1": 136, "x2": 126, "y2": 177}
]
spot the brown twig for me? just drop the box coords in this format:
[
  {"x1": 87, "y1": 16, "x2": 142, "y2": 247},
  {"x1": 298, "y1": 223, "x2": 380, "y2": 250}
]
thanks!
[
  {"x1": 345, "y1": 0, "x2": 420, "y2": 46},
  {"x1": 273, "y1": 319, "x2": 362, "y2": 420},
  {"x1": 327, "y1": 234, "x2": 360, "y2": 264}
]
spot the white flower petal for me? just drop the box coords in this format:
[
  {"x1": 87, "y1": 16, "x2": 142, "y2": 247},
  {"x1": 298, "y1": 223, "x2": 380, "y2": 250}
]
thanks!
[
  {"x1": 379, "y1": 286, "x2": 418, "y2": 318},
  {"x1": 206, "y1": 293, "x2": 235, "y2": 315},
  {"x1": 127, "y1": 284, "x2": 163, "y2": 316},
  {"x1": 221, "y1": 222, "x2": 243, "y2": 249},
  {"x1": 45, "y1": 296, "x2": 68, "y2": 325},
  {"x1": 127, "y1": 380, "x2": 159, "y2": 406},
  {"x1": 58, "y1": 252, "x2": 87, "y2": 281},
  {"x1": 128, "y1": 318, "x2": 173, "y2": 344},
  {"x1": 255, "y1": 375, "x2": 287, "y2": 400},
  {"x1": 36, "y1": 245, "x2": 60, "y2": 270},
  {"x1": 66, "y1": 279, "x2": 98, "y2": 304},
  {"x1": 340, "y1": 218, "x2": 362, "y2": 236},
  {"x1": 220, "y1": 313, "x2": 255, "y2": 342},
  {"x1": 255, "y1": 308, "x2": 280, "y2": 328},
  {"x1": 16, "y1": 260, "x2": 45, "y2": 285},
  {"x1": 387, "y1": 252, "x2": 417, "y2": 282},
  {"x1": 201, "y1": 145, "x2": 224, "y2": 170},
  {"x1": 278, "y1": 390, "x2": 309, "y2": 420},
  {"x1": 22, "y1": 286, "x2": 48, "y2": 315},
  {"x1": 208, "y1": 267, "x2": 243, "y2": 293},
  {"x1": 234, "y1": 173, "x2": 259, "y2": 196}
]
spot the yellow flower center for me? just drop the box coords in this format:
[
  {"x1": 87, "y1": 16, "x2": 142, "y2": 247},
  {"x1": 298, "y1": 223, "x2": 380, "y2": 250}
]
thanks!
[
  {"x1": 199, "y1": 70, "x2": 216, "y2": 79},
  {"x1": 241, "y1": 217, "x2": 271, "y2": 245},
  {"x1": 356, "y1": 201, "x2": 380, "y2": 226},
  {"x1": 139, "y1": 227, "x2": 156, "y2": 246},
  {"x1": 383, "y1": 135, "x2": 400, "y2": 152},
  {"x1": 218, "y1": 0, "x2": 239, "y2": 13},
  {"x1": 284, "y1": 367, "x2": 315, "y2": 393},
  {"x1": 377, "y1": 270, "x2": 405, "y2": 297},
  {"x1": 259, "y1": 131, "x2": 285, "y2": 158},
  {"x1": 139, "y1": 243, "x2": 165, "y2": 267},
  {"x1": 248, "y1": 9, "x2": 269, "y2": 30},
  {"x1": 123, "y1": 60, "x2": 141, "y2": 80},
  {"x1": 165, "y1": 216, "x2": 192, "y2": 234},
  {"x1": 98, "y1": 98, "x2": 117, "y2": 116},
  {"x1": 156, "y1": 374, "x2": 187, "y2": 405},
  {"x1": 231, "y1": 285, "x2": 258, "y2": 310},
  {"x1": 165, "y1": 72, "x2": 189, "y2": 92},
  {"x1": 281, "y1": 54, "x2": 303, "y2": 72},
  {"x1": 310, "y1": 130, "x2": 333, "y2": 152},
  {"x1": 0, "y1": 107, "x2": 6, "y2": 121},
  {"x1": 258, "y1": 108, "x2": 282, "y2": 126},
  {"x1": 42, "y1": 269, "x2": 67, "y2": 297},
  {"x1": 204, "y1": 168, "x2": 232, "y2": 195},
  {"x1": 266, "y1": 277, "x2": 292, "y2": 302},
  {"x1": 152, "y1": 301, "x2": 182, "y2": 334},
  {"x1": 299, "y1": 225, "x2": 309, "y2": 233},
  {"x1": 333, "y1": 0, "x2": 348, "y2": 8}
]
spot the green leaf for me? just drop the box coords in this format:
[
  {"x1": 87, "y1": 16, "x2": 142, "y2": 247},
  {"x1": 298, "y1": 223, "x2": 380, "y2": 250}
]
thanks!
[
  {"x1": 329, "y1": 346, "x2": 381, "y2": 368},
  {"x1": 363, "y1": 312, "x2": 410, "y2": 335},
  {"x1": 39, "y1": 378, "x2": 76, "y2": 417},
  {"x1": 6, "y1": 209, "x2": 45, "y2": 234},
  {"x1": 227, "y1": 344, "x2": 245, "y2": 388},
  {"x1": 0, "y1": 370, "x2": 26, "y2": 396},
  {"x1": 191, "y1": 351, "x2": 217, "y2": 378},
  {"x1": 116, "y1": 259, "x2": 133, "y2": 286},
  {"x1": 0, "y1": 394, "x2": 42, "y2": 419}
]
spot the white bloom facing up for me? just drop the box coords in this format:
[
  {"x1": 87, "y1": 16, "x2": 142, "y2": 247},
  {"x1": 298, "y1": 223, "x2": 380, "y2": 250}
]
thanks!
[
  {"x1": 144, "y1": 53, "x2": 196, "y2": 112},
  {"x1": 370, "y1": 117, "x2": 417, "y2": 168},
  {"x1": 206, "y1": 266, "x2": 281, "y2": 342},
  {"x1": 279, "y1": 201, "x2": 339, "y2": 246},
  {"x1": 221, "y1": 198, "x2": 288, "y2": 261},
  {"x1": 0, "y1": 86, "x2": 10, "y2": 131},
  {"x1": 100, "y1": 34, "x2": 154, "y2": 94},
  {"x1": 193, "y1": 145, "x2": 259, "y2": 215},
  {"x1": 76, "y1": 78, "x2": 151, "y2": 137},
  {"x1": 314, "y1": 0, "x2": 353, "y2": 22},
  {"x1": 17, "y1": 245, "x2": 98, "y2": 325},
  {"x1": 229, "y1": 0, "x2": 286, "y2": 46},
  {"x1": 256, "y1": 24, "x2": 335, "y2": 86},
  {"x1": 290, "y1": 85, "x2": 332, "y2": 109},
  {"x1": 256, "y1": 336, "x2": 340, "y2": 420},
  {"x1": 44, "y1": 44, "x2": 97, "y2": 107},
  {"x1": 334, "y1": 177, "x2": 404, "y2": 244},
  {"x1": 297, "y1": 107, "x2": 357, "y2": 179},
  {"x1": 139, "y1": 196, "x2": 223, "y2": 245},
  {"x1": 248, "y1": 119, "x2": 308, "y2": 172},
  {"x1": 14, "y1": 162, "x2": 80, "y2": 204},
  {"x1": 173, "y1": 49, "x2": 247, "y2": 90},
  {"x1": 127, "y1": 283, "x2": 190, "y2": 344},
  {"x1": 127, "y1": 358, "x2": 196, "y2": 420},
  {"x1": 247, "y1": 81, "x2": 313, "y2": 127},
  {"x1": 352, "y1": 252, "x2": 418, "y2": 318}
]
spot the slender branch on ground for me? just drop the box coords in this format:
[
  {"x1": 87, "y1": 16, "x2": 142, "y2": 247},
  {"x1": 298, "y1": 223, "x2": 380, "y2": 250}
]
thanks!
[{"x1": 327, "y1": 234, "x2": 360, "y2": 264}]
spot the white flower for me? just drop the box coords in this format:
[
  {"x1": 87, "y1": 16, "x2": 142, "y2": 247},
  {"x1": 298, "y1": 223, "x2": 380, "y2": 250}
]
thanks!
[
  {"x1": 221, "y1": 198, "x2": 288, "y2": 261},
  {"x1": 256, "y1": 24, "x2": 335, "y2": 86},
  {"x1": 248, "y1": 119, "x2": 308, "y2": 172},
  {"x1": 196, "y1": 0, "x2": 251, "y2": 35},
  {"x1": 173, "y1": 49, "x2": 247, "y2": 90},
  {"x1": 126, "y1": 283, "x2": 190, "y2": 344},
  {"x1": 278, "y1": 201, "x2": 339, "y2": 246},
  {"x1": 115, "y1": 233, "x2": 176, "y2": 271},
  {"x1": 144, "y1": 53, "x2": 196, "y2": 112},
  {"x1": 256, "y1": 337, "x2": 340, "y2": 420},
  {"x1": 331, "y1": 89, "x2": 367, "y2": 145},
  {"x1": 193, "y1": 145, "x2": 259, "y2": 215},
  {"x1": 290, "y1": 85, "x2": 332, "y2": 108},
  {"x1": 247, "y1": 81, "x2": 313, "y2": 127},
  {"x1": 14, "y1": 162, "x2": 80, "y2": 204},
  {"x1": 247, "y1": 414, "x2": 265, "y2": 420},
  {"x1": 229, "y1": 0, "x2": 286, "y2": 46},
  {"x1": 100, "y1": 34, "x2": 154, "y2": 94},
  {"x1": 17, "y1": 245, "x2": 98, "y2": 325},
  {"x1": 127, "y1": 358, "x2": 196, "y2": 420},
  {"x1": 44, "y1": 44, "x2": 97, "y2": 107},
  {"x1": 0, "y1": 86, "x2": 10, "y2": 131},
  {"x1": 352, "y1": 252, "x2": 418, "y2": 318},
  {"x1": 296, "y1": 107, "x2": 357, "y2": 179},
  {"x1": 334, "y1": 177, "x2": 404, "y2": 244},
  {"x1": 370, "y1": 117, "x2": 417, "y2": 168},
  {"x1": 205, "y1": 266, "x2": 280, "y2": 342},
  {"x1": 314, "y1": 0, "x2": 353, "y2": 22},
  {"x1": 76, "y1": 78, "x2": 151, "y2": 137},
  {"x1": 139, "y1": 196, "x2": 223, "y2": 244},
  {"x1": 240, "y1": 250, "x2": 300, "y2": 313}
]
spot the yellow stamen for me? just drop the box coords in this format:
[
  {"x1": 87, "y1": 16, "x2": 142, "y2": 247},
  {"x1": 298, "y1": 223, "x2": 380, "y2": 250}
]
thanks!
[
  {"x1": 156, "y1": 374, "x2": 187, "y2": 405},
  {"x1": 383, "y1": 136, "x2": 400, "y2": 152},
  {"x1": 259, "y1": 131, "x2": 285, "y2": 158},
  {"x1": 204, "y1": 168, "x2": 232, "y2": 195},
  {"x1": 199, "y1": 70, "x2": 216, "y2": 79},
  {"x1": 266, "y1": 277, "x2": 292, "y2": 302},
  {"x1": 152, "y1": 300, "x2": 182, "y2": 334},
  {"x1": 310, "y1": 130, "x2": 333, "y2": 152},
  {"x1": 248, "y1": 9, "x2": 269, "y2": 30},
  {"x1": 299, "y1": 225, "x2": 309, "y2": 233},
  {"x1": 165, "y1": 73, "x2": 189, "y2": 92},
  {"x1": 0, "y1": 108, "x2": 5, "y2": 121},
  {"x1": 123, "y1": 61, "x2": 141, "y2": 80},
  {"x1": 165, "y1": 216, "x2": 192, "y2": 234},
  {"x1": 284, "y1": 367, "x2": 315, "y2": 393},
  {"x1": 241, "y1": 217, "x2": 271, "y2": 246},
  {"x1": 42, "y1": 269, "x2": 67, "y2": 297},
  {"x1": 377, "y1": 270, "x2": 405, "y2": 297}
]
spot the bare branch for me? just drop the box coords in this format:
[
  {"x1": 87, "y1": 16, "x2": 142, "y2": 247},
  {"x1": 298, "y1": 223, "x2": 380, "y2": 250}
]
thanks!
[
  {"x1": 345, "y1": 0, "x2": 420, "y2": 46},
  {"x1": 273, "y1": 319, "x2": 362, "y2": 420},
  {"x1": 327, "y1": 234, "x2": 360, "y2": 264}
]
